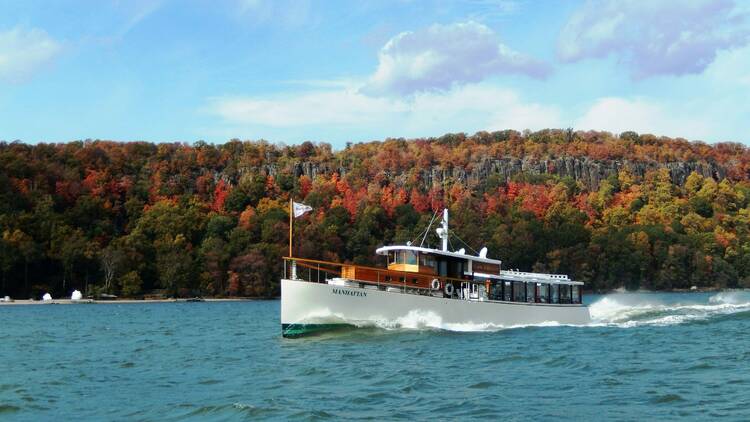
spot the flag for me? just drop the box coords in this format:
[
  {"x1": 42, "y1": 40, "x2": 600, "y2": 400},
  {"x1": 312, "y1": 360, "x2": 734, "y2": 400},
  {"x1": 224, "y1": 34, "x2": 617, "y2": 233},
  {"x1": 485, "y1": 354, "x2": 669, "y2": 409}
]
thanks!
[{"x1": 293, "y1": 202, "x2": 312, "y2": 218}]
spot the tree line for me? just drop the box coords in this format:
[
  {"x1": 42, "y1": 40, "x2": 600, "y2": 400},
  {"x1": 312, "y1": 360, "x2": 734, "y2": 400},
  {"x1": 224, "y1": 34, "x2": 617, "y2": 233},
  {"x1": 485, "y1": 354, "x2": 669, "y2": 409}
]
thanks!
[{"x1": 2, "y1": 129, "x2": 750, "y2": 299}]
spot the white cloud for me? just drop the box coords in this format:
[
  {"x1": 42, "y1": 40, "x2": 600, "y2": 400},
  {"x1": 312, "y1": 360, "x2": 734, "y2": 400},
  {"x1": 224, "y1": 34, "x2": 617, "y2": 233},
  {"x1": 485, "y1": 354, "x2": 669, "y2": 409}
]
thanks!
[
  {"x1": 0, "y1": 26, "x2": 62, "y2": 83},
  {"x1": 362, "y1": 21, "x2": 550, "y2": 96},
  {"x1": 575, "y1": 97, "x2": 711, "y2": 139},
  {"x1": 558, "y1": 0, "x2": 750, "y2": 78},
  {"x1": 208, "y1": 83, "x2": 562, "y2": 139}
]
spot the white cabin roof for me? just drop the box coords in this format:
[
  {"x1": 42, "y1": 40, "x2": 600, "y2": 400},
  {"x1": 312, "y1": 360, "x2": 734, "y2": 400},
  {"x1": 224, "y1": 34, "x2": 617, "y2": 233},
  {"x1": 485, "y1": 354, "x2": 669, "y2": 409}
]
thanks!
[
  {"x1": 375, "y1": 245, "x2": 503, "y2": 266},
  {"x1": 495, "y1": 270, "x2": 584, "y2": 285}
]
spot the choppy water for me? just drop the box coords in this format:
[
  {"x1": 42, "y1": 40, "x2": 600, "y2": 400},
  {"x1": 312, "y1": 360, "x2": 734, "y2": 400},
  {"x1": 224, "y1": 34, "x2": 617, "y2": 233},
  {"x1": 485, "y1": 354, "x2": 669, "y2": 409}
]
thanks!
[{"x1": 1, "y1": 291, "x2": 750, "y2": 421}]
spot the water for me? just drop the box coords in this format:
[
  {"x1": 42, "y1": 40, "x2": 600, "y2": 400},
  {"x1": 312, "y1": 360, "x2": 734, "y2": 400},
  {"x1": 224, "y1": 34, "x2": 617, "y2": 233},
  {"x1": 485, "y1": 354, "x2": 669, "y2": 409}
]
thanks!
[{"x1": 1, "y1": 291, "x2": 750, "y2": 421}]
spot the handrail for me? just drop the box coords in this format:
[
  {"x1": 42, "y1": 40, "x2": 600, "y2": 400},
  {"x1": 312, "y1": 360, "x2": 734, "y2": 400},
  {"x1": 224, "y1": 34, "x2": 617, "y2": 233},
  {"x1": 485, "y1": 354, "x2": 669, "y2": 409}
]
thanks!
[
  {"x1": 283, "y1": 256, "x2": 471, "y2": 285},
  {"x1": 293, "y1": 260, "x2": 436, "y2": 292}
]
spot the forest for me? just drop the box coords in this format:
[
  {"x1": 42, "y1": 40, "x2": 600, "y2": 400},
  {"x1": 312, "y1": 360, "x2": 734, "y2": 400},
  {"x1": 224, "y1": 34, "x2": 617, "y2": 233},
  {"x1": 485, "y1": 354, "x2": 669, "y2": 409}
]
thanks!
[{"x1": 2, "y1": 129, "x2": 750, "y2": 299}]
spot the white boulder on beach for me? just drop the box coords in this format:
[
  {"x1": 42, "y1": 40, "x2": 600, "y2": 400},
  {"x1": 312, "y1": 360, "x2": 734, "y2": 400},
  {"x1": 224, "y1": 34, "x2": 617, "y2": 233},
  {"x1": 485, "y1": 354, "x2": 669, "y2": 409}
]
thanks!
[
  {"x1": 71, "y1": 290, "x2": 83, "y2": 300},
  {"x1": 42, "y1": 293, "x2": 52, "y2": 301}
]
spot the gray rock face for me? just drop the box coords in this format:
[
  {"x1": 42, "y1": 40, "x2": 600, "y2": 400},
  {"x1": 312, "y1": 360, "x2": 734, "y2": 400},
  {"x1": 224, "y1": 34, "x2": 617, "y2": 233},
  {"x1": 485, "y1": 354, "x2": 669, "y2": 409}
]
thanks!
[
  {"x1": 253, "y1": 156, "x2": 729, "y2": 192},
  {"x1": 439, "y1": 156, "x2": 728, "y2": 191}
]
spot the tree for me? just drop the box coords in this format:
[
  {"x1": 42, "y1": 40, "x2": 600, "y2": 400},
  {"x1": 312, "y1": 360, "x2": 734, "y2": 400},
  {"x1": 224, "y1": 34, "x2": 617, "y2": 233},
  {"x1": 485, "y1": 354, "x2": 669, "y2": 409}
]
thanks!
[
  {"x1": 119, "y1": 271, "x2": 143, "y2": 297},
  {"x1": 199, "y1": 236, "x2": 230, "y2": 295},
  {"x1": 155, "y1": 234, "x2": 195, "y2": 296},
  {"x1": 100, "y1": 243, "x2": 125, "y2": 293},
  {"x1": 51, "y1": 226, "x2": 94, "y2": 294}
]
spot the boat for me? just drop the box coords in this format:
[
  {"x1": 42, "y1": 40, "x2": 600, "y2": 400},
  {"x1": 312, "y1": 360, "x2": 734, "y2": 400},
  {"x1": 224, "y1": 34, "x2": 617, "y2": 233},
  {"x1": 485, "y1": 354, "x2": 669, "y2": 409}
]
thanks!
[{"x1": 281, "y1": 207, "x2": 591, "y2": 337}]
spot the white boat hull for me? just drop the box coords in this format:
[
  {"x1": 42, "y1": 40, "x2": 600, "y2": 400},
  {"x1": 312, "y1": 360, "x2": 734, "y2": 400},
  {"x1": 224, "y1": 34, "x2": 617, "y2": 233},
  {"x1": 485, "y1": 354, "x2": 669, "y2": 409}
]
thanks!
[{"x1": 281, "y1": 279, "x2": 591, "y2": 337}]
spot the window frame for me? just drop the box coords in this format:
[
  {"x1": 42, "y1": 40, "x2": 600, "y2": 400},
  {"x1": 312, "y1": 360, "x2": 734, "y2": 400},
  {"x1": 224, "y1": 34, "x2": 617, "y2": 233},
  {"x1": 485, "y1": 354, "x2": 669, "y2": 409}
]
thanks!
[
  {"x1": 572, "y1": 285, "x2": 581, "y2": 304},
  {"x1": 512, "y1": 281, "x2": 525, "y2": 302},
  {"x1": 537, "y1": 283, "x2": 549, "y2": 303},
  {"x1": 550, "y1": 284, "x2": 559, "y2": 304}
]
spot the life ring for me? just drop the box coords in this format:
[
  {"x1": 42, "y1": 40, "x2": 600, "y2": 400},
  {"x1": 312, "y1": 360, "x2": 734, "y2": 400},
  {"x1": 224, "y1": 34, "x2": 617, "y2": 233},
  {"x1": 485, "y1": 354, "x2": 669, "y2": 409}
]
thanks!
[
  {"x1": 431, "y1": 279, "x2": 440, "y2": 290},
  {"x1": 444, "y1": 283, "x2": 454, "y2": 296}
]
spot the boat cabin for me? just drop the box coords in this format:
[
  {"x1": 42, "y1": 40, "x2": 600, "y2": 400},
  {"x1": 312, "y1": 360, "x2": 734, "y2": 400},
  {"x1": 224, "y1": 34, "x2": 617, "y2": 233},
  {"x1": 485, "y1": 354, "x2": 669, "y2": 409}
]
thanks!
[
  {"x1": 288, "y1": 208, "x2": 584, "y2": 306},
  {"x1": 377, "y1": 246, "x2": 500, "y2": 279}
]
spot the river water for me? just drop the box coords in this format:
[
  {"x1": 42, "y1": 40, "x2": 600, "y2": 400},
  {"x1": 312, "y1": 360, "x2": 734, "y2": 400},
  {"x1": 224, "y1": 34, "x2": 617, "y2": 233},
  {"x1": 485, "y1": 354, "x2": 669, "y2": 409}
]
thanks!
[{"x1": 1, "y1": 291, "x2": 749, "y2": 421}]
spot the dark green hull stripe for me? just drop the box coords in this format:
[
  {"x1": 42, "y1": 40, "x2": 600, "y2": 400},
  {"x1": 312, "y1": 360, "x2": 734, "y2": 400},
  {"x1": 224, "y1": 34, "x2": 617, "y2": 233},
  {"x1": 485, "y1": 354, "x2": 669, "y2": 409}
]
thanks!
[{"x1": 281, "y1": 323, "x2": 352, "y2": 338}]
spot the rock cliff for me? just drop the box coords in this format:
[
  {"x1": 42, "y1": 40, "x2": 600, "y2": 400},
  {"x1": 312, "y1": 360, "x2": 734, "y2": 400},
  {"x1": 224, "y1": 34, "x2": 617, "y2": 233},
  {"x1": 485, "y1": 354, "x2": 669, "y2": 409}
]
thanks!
[{"x1": 285, "y1": 156, "x2": 727, "y2": 191}]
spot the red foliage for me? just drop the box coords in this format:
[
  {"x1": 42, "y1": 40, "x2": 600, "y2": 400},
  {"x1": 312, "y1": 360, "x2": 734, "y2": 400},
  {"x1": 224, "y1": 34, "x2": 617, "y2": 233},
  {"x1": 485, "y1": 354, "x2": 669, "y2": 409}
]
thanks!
[
  {"x1": 518, "y1": 184, "x2": 552, "y2": 218},
  {"x1": 428, "y1": 187, "x2": 444, "y2": 212},
  {"x1": 482, "y1": 189, "x2": 508, "y2": 216},
  {"x1": 82, "y1": 169, "x2": 106, "y2": 197},
  {"x1": 410, "y1": 188, "x2": 430, "y2": 213},
  {"x1": 212, "y1": 180, "x2": 231, "y2": 213},
  {"x1": 506, "y1": 182, "x2": 521, "y2": 202},
  {"x1": 299, "y1": 175, "x2": 313, "y2": 198}
]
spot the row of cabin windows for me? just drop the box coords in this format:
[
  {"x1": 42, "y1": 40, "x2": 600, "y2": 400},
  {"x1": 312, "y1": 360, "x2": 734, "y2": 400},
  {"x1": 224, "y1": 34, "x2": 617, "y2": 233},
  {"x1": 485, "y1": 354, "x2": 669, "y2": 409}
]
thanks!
[
  {"x1": 387, "y1": 251, "x2": 437, "y2": 271},
  {"x1": 487, "y1": 280, "x2": 582, "y2": 304}
]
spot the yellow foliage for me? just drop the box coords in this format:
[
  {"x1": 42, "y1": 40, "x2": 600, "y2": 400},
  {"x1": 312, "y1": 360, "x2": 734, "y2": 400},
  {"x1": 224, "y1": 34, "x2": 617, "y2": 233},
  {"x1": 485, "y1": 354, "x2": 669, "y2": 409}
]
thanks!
[
  {"x1": 684, "y1": 172, "x2": 703, "y2": 195},
  {"x1": 256, "y1": 197, "x2": 285, "y2": 216}
]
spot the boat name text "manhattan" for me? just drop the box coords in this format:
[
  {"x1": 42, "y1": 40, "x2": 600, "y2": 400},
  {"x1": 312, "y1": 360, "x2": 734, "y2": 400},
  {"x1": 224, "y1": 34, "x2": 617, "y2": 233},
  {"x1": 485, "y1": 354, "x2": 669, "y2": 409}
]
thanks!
[{"x1": 331, "y1": 288, "x2": 367, "y2": 297}]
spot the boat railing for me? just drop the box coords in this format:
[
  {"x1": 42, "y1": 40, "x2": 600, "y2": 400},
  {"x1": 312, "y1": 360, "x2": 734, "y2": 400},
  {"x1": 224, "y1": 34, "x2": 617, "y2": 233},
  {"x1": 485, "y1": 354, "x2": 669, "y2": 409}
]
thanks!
[
  {"x1": 283, "y1": 256, "x2": 472, "y2": 295},
  {"x1": 499, "y1": 269, "x2": 570, "y2": 280}
]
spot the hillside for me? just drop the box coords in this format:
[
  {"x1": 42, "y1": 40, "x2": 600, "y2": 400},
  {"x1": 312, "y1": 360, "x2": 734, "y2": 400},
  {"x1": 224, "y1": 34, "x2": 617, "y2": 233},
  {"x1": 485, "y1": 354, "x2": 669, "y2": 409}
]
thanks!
[{"x1": 2, "y1": 129, "x2": 750, "y2": 298}]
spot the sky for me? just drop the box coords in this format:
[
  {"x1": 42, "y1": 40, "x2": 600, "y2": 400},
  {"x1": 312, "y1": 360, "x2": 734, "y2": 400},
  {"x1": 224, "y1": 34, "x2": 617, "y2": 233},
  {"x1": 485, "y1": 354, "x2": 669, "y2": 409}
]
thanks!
[{"x1": 1, "y1": 0, "x2": 749, "y2": 148}]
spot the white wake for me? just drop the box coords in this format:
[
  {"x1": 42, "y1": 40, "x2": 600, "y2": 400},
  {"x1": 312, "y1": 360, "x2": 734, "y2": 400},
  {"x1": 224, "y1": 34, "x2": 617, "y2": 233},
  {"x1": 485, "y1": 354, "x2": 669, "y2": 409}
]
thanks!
[
  {"x1": 588, "y1": 290, "x2": 750, "y2": 327},
  {"x1": 295, "y1": 291, "x2": 750, "y2": 334}
]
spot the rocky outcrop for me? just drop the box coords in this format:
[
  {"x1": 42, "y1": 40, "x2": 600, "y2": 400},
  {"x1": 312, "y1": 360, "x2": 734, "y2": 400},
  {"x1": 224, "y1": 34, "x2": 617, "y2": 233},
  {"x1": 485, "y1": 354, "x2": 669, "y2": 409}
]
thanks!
[
  {"x1": 425, "y1": 156, "x2": 727, "y2": 191},
  {"x1": 247, "y1": 156, "x2": 729, "y2": 192}
]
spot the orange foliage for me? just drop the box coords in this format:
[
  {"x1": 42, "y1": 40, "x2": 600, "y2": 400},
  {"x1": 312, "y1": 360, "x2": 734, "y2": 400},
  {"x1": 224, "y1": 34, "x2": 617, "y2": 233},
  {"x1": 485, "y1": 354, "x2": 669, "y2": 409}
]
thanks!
[
  {"x1": 239, "y1": 206, "x2": 256, "y2": 230},
  {"x1": 409, "y1": 188, "x2": 430, "y2": 213},
  {"x1": 212, "y1": 180, "x2": 231, "y2": 213},
  {"x1": 518, "y1": 184, "x2": 553, "y2": 218},
  {"x1": 299, "y1": 175, "x2": 312, "y2": 198}
]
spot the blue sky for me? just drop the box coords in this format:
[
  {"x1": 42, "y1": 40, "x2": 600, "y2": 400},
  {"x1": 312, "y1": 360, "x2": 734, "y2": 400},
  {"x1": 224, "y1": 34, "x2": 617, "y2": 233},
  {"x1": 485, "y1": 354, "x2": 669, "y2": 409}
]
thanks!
[{"x1": 1, "y1": 0, "x2": 749, "y2": 147}]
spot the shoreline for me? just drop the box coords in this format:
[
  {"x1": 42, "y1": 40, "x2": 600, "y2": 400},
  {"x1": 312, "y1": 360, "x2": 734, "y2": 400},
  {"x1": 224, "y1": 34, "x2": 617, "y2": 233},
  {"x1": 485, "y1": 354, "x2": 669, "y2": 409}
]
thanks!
[
  {"x1": 2, "y1": 288, "x2": 745, "y2": 306},
  {"x1": 0, "y1": 297, "x2": 276, "y2": 306}
]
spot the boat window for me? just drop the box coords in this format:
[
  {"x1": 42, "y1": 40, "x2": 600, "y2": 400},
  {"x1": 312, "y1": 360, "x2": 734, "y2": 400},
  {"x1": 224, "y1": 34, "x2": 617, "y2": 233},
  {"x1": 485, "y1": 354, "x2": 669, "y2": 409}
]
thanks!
[
  {"x1": 405, "y1": 251, "x2": 417, "y2": 265},
  {"x1": 559, "y1": 284, "x2": 571, "y2": 304},
  {"x1": 504, "y1": 282, "x2": 512, "y2": 301},
  {"x1": 489, "y1": 281, "x2": 500, "y2": 300},
  {"x1": 525, "y1": 282, "x2": 535, "y2": 303},
  {"x1": 512, "y1": 281, "x2": 525, "y2": 302},
  {"x1": 438, "y1": 260, "x2": 448, "y2": 277},
  {"x1": 420, "y1": 254, "x2": 437, "y2": 270},
  {"x1": 572, "y1": 285, "x2": 581, "y2": 304},
  {"x1": 538, "y1": 283, "x2": 549, "y2": 303},
  {"x1": 448, "y1": 260, "x2": 464, "y2": 277},
  {"x1": 550, "y1": 284, "x2": 559, "y2": 304}
]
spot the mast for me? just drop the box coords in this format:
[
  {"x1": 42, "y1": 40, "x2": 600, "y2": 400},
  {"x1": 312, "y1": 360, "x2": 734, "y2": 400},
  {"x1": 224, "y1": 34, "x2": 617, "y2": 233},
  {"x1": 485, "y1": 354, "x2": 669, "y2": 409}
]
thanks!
[
  {"x1": 436, "y1": 208, "x2": 449, "y2": 251},
  {"x1": 289, "y1": 198, "x2": 293, "y2": 257}
]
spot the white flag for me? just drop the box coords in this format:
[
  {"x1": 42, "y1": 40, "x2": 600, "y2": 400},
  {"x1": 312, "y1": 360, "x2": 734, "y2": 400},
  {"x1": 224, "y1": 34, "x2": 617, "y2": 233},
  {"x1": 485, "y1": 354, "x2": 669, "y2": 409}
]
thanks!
[{"x1": 293, "y1": 202, "x2": 313, "y2": 218}]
